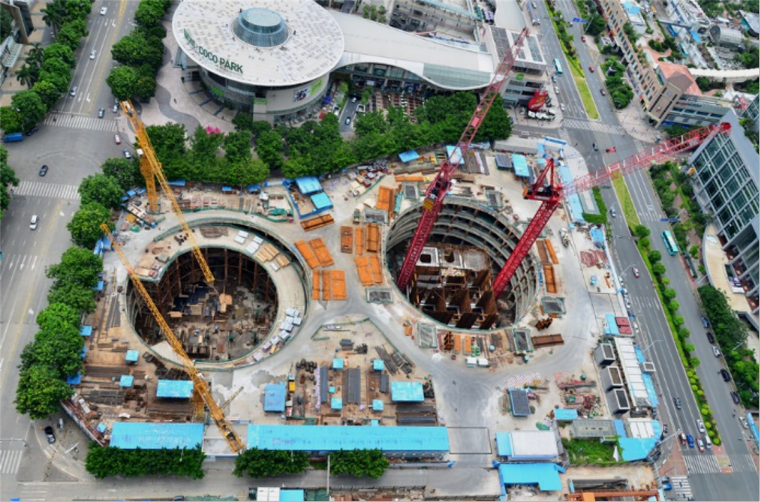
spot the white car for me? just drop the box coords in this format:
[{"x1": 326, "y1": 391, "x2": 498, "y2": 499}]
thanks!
[
  {"x1": 30, "y1": 215, "x2": 38, "y2": 230},
  {"x1": 712, "y1": 346, "x2": 721, "y2": 357},
  {"x1": 100, "y1": 6, "x2": 107, "y2": 15},
  {"x1": 740, "y1": 417, "x2": 749, "y2": 429},
  {"x1": 696, "y1": 419, "x2": 705, "y2": 433},
  {"x1": 90, "y1": 49, "x2": 96, "y2": 60},
  {"x1": 560, "y1": 103, "x2": 566, "y2": 112},
  {"x1": 554, "y1": 86, "x2": 560, "y2": 94}
]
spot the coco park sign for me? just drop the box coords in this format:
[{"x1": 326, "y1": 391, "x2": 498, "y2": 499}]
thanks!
[{"x1": 184, "y1": 29, "x2": 243, "y2": 74}]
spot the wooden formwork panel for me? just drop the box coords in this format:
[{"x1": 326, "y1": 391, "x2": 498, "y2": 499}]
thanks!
[
  {"x1": 255, "y1": 243, "x2": 279, "y2": 262},
  {"x1": 354, "y1": 256, "x2": 374, "y2": 286},
  {"x1": 366, "y1": 224, "x2": 380, "y2": 253},
  {"x1": 454, "y1": 334, "x2": 462, "y2": 353},
  {"x1": 340, "y1": 227, "x2": 353, "y2": 254},
  {"x1": 463, "y1": 336, "x2": 471, "y2": 355},
  {"x1": 295, "y1": 241, "x2": 319, "y2": 269},
  {"x1": 331, "y1": 270, "x2": 347, "y2": 300},
  {"x1": 544, "y1": 239, "x2": 559, "y2": 264},
  {"x1": 355, "y1": 227, "x2": 364, "y2": 255},
  {"x1": 308, "y1": 238, "x2": 334, "y2": 267},
  {"x1": 312, "y1": 270, "x2": 321, "y2": 300},
  {"x1": 322, "y1": 270, "x2": 332, "y2": 301},
  {"x1": 301, "y1": 214, "x2": 334, "y2": 231},
  {"x1": 543, "y1": 264, "x2": 556, "y2": 293},
  {"x1": 369, "y1": 255, "x2": 383, "y2": 284}
]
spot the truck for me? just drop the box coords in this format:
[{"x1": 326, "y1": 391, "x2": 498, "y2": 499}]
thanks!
[
  {"x1": 4, "y1": 132, "x2": 23, "y2": 143},
  {"x1": 559, "y1": 228, "x2": 570, "y2": 247}
]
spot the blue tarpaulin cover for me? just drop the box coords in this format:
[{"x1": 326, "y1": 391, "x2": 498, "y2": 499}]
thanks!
[
  {"x1": 110, "y1": 422, "x2": 204, "y2": 450},
  {"x1": 247, "y1": 184, "x2": 262, "y2": 192},
  {"x1": 605, "y1": 313, "x2": 620, "y2": 336},
  {"x1": 333, "y1": 358, "x2": 344, "y2": 369},
  {"x1": 157, "y1": 380, "x2": 193, "y2": 398},
  {"x1": 221, "y1": 186, "x2": 233, "y2": 193},
  {"x1": 554, "y1": 408, "x2": 579, "y2": 420},
  {"x1": 247, "y1": 424, "x2": 450, "y2": 453},
  {"x1": 280, "y1": 490, "x2": 306, "y2": 501},
  {"x1": 635, "y1": 348, "x2": 659, "y2": 408},
  {"x1": 264, "y1": 383, "x2": 287, "y2": 412},
  {"x1": 558, "y1": 164, "x2": 585, "y2": 222},
  {"x1": 399, "y1": 150, "x2": 420, "y2": 163},
  {"x1": 331, "y1": 397, "x2": 343, "y2": 410},
  {"x1": 80, "y1": 347, "x2": 88, "y2": 359},
  {"x1": 372, "y1": 399, "x2": 384, "y2": 411},
  {"x1": 167, "y1": 180, "x2": 186, "y2": 187},
  {"x1": 67, "y1": 373, "x2": 82, "y2": 385},
  {"x1": 391, "y1": 381, "x2": 424, "y2": 402},
  {"x1": 373, "y1": 360, "x2": 385, "y2": 371},
  {"x1": 93, "y1": 280, "x2": 104, "y2": 291},
  {"x1": 80, "y1": 326, "x2": 93, "y2": 337},
  {"x1": 513, "y1": 154, "x2": 530, "y2": 178},
  {"x1": 119, "y1": 375, "x2": 134, "y2": 387},
  {"x1": 495, "y1": 432, "x2": 513, "y2": 457},
  {"x1": 311, "y1": 192, "x2": 333, "y2": 211},
  {"x1": 498, "y1": 463, "x2": 565, "y2": 491},
  {"x1": 690, "y1": 29, "x2": 701, "y2": 43},
  {"x1": 125, "y1": 350, "x2": 139, "y2": 363},
  {"x1": 295, "y1": 176, "x2": 322, "y2": 195}
]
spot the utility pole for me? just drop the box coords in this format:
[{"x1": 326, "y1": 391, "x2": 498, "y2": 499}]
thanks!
[{"x1": 326, "y1": 454, "x2": 331, "y2": 498}]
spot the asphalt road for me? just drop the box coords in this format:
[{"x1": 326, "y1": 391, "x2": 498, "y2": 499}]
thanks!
[{"x1": 526, "y1": 0, "x2": 759, "y2": 498}]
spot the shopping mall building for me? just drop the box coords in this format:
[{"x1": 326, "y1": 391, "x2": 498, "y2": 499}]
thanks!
[{"x1": 172, "y1": 0, "x2": 546, "y2": 123}]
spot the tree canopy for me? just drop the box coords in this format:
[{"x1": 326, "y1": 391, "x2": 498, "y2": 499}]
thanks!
[
  {"x1": 330, "y1": 449, "x2": 390, "y2": 478},
  {"x1": 1, "y1": 146, "x2": 19, "y2": 218},
  {"x1": 86, "y1": 444, "x2": 206, "y2": 479},
  {"x1": 15, "y1": 365, "x2": 74, "y2": 419},
  {"x1": 78, "y1": 173, "x2": 124, "y2": 208},
  {"x1": 67, "y1": 202, "x2": 113, "y2": 249},
  {"x1": 232, "y1": 448, "x2": 309, "y2": 478}
]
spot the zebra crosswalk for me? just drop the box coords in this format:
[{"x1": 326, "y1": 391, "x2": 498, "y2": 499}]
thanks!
[
  {"x1": 668, "y1": 476, "x2": 693, "y2": 500},
  {"x1": 13, "y1": 181, "x2": 80, "y2": 200},
  {"x1": 684, "y1": 452, "x2": 721, "y2": 473},
  {"x1": 43, "y1": 113, "x2": 118, "y2": 133},
  {"x1": 0, "y1": 449, "x2": 24, "y2": 474},
  {"x1": 563, "y1": 118, "x2": 627, "y2": 136},
  {"x1": 728, "y1": 453, "x2": 758, "y2": 472}
]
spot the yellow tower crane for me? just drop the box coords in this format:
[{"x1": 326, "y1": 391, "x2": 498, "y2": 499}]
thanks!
[
  {"x1": 120, "y1": 100, "x2": 215, "y2": 284},
  {"x1": 100, "y1": 224, "x2": 244, "y2": 453}
]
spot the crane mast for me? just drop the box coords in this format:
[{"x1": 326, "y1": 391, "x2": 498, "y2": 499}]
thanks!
[
  {"x1": 395, "y1": 27, "x2": 530, "y2": 291},
  {"x1": 491, "y1": 122, "x2": 731, "y2": 298},
  {"x1": 101, "y1": 224, "x2": 245, "y2": 453},
  {"x1": 120, "y1": 100, "x2": 215, "y2": 284}
]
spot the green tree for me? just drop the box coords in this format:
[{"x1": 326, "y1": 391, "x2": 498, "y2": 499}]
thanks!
[
  {"x1": 106, "y1": 65, "x2": 138, "y2": 101},
  {"x1": 1, "y1": 146, "x2": 20, "y2": 218},
  {"x1": 37, "y1": 303, "x2": 81, "y2": 331},
  {"x1": 15, "y1": 365, "x2": 73, "y2": 419},
  {"x1": 111, "y1": 32, "x2": 163, "y2": 69},
  {"x1": 57, "y1": 19, "x2": 88, "y2": 52},
  {"x1": 42, "y1": 43, "x2": 75, "y2": 68},
  {"x1": 648, "y1": 250, "x2": 662, "y2": 263},
  {"x1": 32, "y1": 80, "x2": 62, "y2": 110},
  {"x1": 47, "y1": 246, "x2": 103, "y2": 288},
  {"x1": 67, "y1": 202, "x2": 113, "y2": 249},
  {"x1": 134, "y1": 74, "x2": 157, "y2": 101},
  {"x1": 135, "y1": 0, "x2": 168, "y2": 28},
  {"x1": 47, "y1": 281, "x2": 96, "y2": 313},
  {"x1": 663, "y1": 288, "x2": 677, "y2": 300},
  {"x1": 586, "y1": 14, "x2": 606, "y2": 36},
  {"x1": 634, "y1": 224, "x2": 651, "y2": 239},
  {"x1": 102, "y1": 158, "x2": 141, "y2": 191},
  {"x1": 145, "y1": 123, "x2": 189, "y2": 179},
  {"x1": 652, "y1": 263, "x2": 667, "y2": 275},
  {"x1": 0, "y1": 8, "x2": 13, "y2": 40},
  {"x1": 86, "y1": 445, "x2": 206, "y2": 479},
  {"x1": 668, "y1": 301, "x2": 680, "y2": 313},
  {"x1": 11, "y1": 90, "x2": 47, "y2": 131},
  {"x1": 233, "y1": 449, "x2": 309, "y2": 478},
  {"x1": 19, "y1": 331, "x2": 83, "y2": 378},
  {"x1": 678, "y1": 326, "x2": 690, "y2": 339},
  {"x1": 26, "y1": 42, "x2": 45, "y2": 70},
  {"x1": 15, "y1": 63, "x2": 38, "y2": 89},
  {"x1": 78, "y1": 173, "x2": 124, "y2": 208},
  {"x1": 0, "y1": 107, "x2": 23, "y2": 134},
  {"x1": 41, "y1": 0, "x2": 67, "y2": 34},
  {"x1": 684, "y1": 343, "x2": 695, "y2": 354},
  {"x1": 330, "y1": 449, "x2": 390, "y2": 478},
  {"x1": 673, "y1": 315, "x2": 685, "y2": 327}
]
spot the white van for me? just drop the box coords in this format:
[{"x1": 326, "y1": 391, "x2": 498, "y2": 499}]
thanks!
[
  {"x1": 30, "y1": 215, "x2": 38, "y2": 230},
  {"x1": 704, "y1": 434, "x2": 712, "y2": 449},
  {"x1": 100, "y1": 6, "x2": 107, "y2": 15}
]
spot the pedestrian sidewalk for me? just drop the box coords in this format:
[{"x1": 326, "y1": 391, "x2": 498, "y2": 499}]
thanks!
[{"x1": 615, "y1": 102, "x2": 660, "y2": 144}]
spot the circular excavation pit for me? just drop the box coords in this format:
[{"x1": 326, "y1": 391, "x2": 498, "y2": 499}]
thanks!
[
  {"x1": 386, "y1": 198, "x2": 539, "y2": 330},
  {"x1": 126, "y1": 247, "x2": 278, "y2": 363}
]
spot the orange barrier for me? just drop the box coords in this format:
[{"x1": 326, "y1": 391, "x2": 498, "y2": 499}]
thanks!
[{"x1": 295, "y1": 240, "x2": 319, "y2": 269}]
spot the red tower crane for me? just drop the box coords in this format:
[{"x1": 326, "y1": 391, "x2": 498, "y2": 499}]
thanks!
[
  {"x1": 491, "y1": 122, "x2": 731, "y2": 298},
  {"x1": 396, "y1": 27, "x2": 530, "y2": 291}
]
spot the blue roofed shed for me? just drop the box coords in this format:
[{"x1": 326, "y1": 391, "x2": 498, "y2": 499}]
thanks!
[
  {"x1": 373, "y1": 359, "x2": 385, "y2": 371},
  {"x1": 119, "y1": 375, "x2": 134, "y2": 388},
  {"x1": 156, "y1": 380, "x2": 193, "y2": 399},
  {"x1": 446, "y1": 145, "x2": 465, "y2": 165},
  {"x1": 373, "y1": 399, "x2": 384, "y2": 411},
  {"x1": 80, "y1": 325, "x2": 93, "y2": 337},
  {"x1": 295, "y1": 176, "x2": 322, "y2": 195},
  {"x1": 264, "y1": 383, "x2": 287, "y2": 412},
  {"x1": 399, "y1": 150, "x2": 420, "y2": 163},
  {"x1": 512, "y1": 154, "x2": 530, "y2": 178},
  {"x1": 604, "y1": 314, "x2": 620, "y2": 336},
  {"x1": 66, "y1": 373, "x2": 82, "y2": 385},
  {"x1": 247, "y1": 425, "x2": 450, "y2": 458},
  {"x1": 110, "y1": 422, "x2": 205, "y2": 450},
  {"x1": 310, "y1": 192, "x2": 333, "y2": 212},
  {"x1": 93, "y1": 280, "x2": 104, "y2": 292},
  {"x1": 554, "y1": 408, "x2": 579, "y2": 421},
  {"x1": 332, "y1": 358, "x2": 344, "y2": 370},
  {"x1": 495, "y1": 432, "x2": 513, "y2": 457},
  {"x1": 80, "y1": 347, "x2": 88, "y2": 359},
  {"x1": 498, "y1": 463, "x2": 565, "y2": 491},
  {"x1": 221, "y1": 186, "x2": 233, "y2": 193},
  {"x1": 125, "y1": 350, "x2": 139, "y2": 363},
  {"x1": 331, "y1": 397, "x2": 343, "y2": 410},
  {"x1": 391, "y1": 381, "x2": 424, "y2": 402},
  {"x1": 280, "y1": 490, "x2": 306, "y2": 501}
]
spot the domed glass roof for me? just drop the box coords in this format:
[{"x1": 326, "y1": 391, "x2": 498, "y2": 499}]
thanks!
[{"x1": 234, "y1": 7, "x2": 289, "y2": 47}]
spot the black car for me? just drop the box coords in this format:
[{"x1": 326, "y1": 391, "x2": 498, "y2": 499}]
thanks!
[
  {"x1": 706, "y1": 331, "x2": 715, "y2": 343},
  {"x1": 26, "y1": 126, "x2": 39, "y2": 136},
  {"x1": 720, "y1": 369, "x2": 731, "y2": 382},
  {"x1": 44, "y1": 426, "x2": 56, "y2": 444},
  {"x1": 39, "y1": 165, "x2": 49, "y2": 176},
  {"x1": 731, "y1": 392, "x2": 741, "y2": 404},
  {"x1": 593, "y1": 142, "x2": 599, "y2": 151},
  {"x1": 674, "y1": 396, "x2": 682, "y2": 410},
  {"x1": 701, "y1": 316, "x2": 710, "y2": 328}
]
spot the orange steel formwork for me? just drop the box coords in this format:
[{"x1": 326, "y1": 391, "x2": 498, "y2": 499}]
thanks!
[
  {"x1": 340, "y1": 227, "x2": 353, "y2": 254},
  {"x1": 312, "y1": 270, "x2": 321, "y2": 300},
  {"x1": 355, "y1": 227, "x2": 365, "y2": 255},
  {"x1": 295, "y1": 241, "x2": 319, "y2": 269},
  {"x1": 543, "y1": 264, "x2": 557, "y2": 293},
  {"x1": 544, "y1": 239, "x2": 559, "y2": 264},
  {"x1": 377, "y1": 186, "x2": 396, "y2": 218},
  {"x1": 355, "y1": 256, "x2": 375, "y2": 286},
  {"x1": 331, "y1": 270, "x2": 347, "y2": 300},
  {"x1": 369, "y1": 255, "x2": 383, "y2": 284},
  {"x1": 301, "y1": 214, "x2": 334, "y2": 231},
  {"x1": 308, "y1": 238, "x2": 334, "y2": 267},
  {"x1": 366, "y1": 224, "x2": 380, "y2": 253}
]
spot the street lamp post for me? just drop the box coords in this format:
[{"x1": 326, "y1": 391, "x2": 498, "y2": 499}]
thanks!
[{"x1": 643, "y1": 339, "x2": 665, "y2": 355}]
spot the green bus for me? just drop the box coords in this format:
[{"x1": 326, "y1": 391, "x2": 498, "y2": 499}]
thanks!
[{"x1": 662, "y1": 230, "x2": 679, "y2": 256}]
